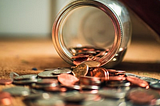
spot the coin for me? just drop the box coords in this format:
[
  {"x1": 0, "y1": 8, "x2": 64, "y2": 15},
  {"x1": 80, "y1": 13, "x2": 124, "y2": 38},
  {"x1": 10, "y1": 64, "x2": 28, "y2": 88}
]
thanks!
[
  {"x1": 98, "y1": 89, "x2": 126, "y2": 99},
  {"x1": 82, "y1": 60, "x2": 101, "y2": 67},
  {"x1": 0, "y1": 91, "x2": 12, "y2": 105},
  {"x1": 126, "y1": 76, "x2": 149, "y2": 88},
  {"x1": 106, "y1": 80, "x2": 130, "y2": 87},
  {"x1": 58, "y1": 73, "x2": 79, "y2": 86},
  {"x1": 127, "y1": 88, "x2": 157, "y2": 105},
  {"x1": 38, "y1": 71, "x2": 58, "y2": 78},
  {"x1": 0, "y1": 79, "x2": 12, "y2": 85},
  {"x1": 81, "y1": 85, "x2": 99, "y2": 90},
  {"x1": 80, "y1": 76, "x2": 101, "y2": 86},
  {"x1": 13, "y1": 79, "x2": 38, "y2": 84},
  {"x1": 52, "y1": 67, "x2": 72, "y2": 75},
  {"x1": 90, "y1": 67, "x2": 109, "y2": 81},
  {"x1": 14, "y1": 74, "x2": 37, "y2": 80},
  {"x1": 72, "y1": 63, "x2": 89, "y2": 78},
  {"x1": 109, "y1": 75, "x2": 126, "y2": 81},
  {"x1": 2, "y1": 86, "x2": 30, "y2": 96},
  {"x1": 150, "y1": 82, "x2": 160, "y2": 89}
]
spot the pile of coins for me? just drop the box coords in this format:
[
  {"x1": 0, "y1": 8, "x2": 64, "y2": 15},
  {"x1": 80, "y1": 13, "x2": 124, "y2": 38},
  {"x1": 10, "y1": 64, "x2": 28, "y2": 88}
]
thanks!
[{"x1": 0, "y1": 61, "x2": 160, "y2": 106}]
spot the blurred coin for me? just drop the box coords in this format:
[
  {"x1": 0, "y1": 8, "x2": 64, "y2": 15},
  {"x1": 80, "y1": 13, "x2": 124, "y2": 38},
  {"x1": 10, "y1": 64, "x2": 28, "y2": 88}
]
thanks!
[
  {"x1": 127, "y1": 88, "x2": 158, "y2": 105},
  {"x1": 72, "y1": 63, "x2": 89, "y2": 78},
  {"x1": 140, "y1": 77, "x2": 159, "y2": 84},
  {"x1": 106, "y1": 80, "x2": 130, "y2": 87},
  {"x1": 150, "y1": 82, "x2": 160, "y2": 89},
  {"x1": 38, "y1": 71, "x2": 58, "y2": 78},
  {"x1": 14, "y1": 74, "x2": 37, "y2": 80},
  {"x1": 82, "y1": 60, "x2": 101, "y2": 67},
  {"x1": 13, "y1": 79, "x2": 38, "y2": 84},
  {"x1": 98, "y1": 89, "x2": 126, "y2": 99},
  {"x1": 0, "y1": 79, "x2": 12, "y2": 85},
  {"x1": 125, "y1": 73, "x2": 140, "y2": 78},
  {"x1": 31, "y1": 83, "x2": 58, "y2": 89},
  {"x1": 10, "y1": 72, "x2": 19, "y2": 81},
  {"x1": 62, "y1": 91, "x2": 86, "y2": 103},
  {"x1": 2, "y1": 86, "x2": 30, "y2": 96},
  {"x1": 109, "y1": 75, "x2": 126, "y2": 81},
  {"x1": 52, "y1": 67, "x2": 72, "y2": 75},
  {"x1": 58, "y1": 73, "x2": 79, "y2": 86},
  {"x1": 0, "y1": 91, "x2": 12, "y2": 106},
  {"x1": 45, "y1": 86, "x2": 67, "y2": 92},
  {"x1": 60, "y1": 84, "x2": 81, "y2": 91},
  {"x1": 126, "y1": 76, "x2": 149, "y2": 88},
  {"x1": 91, "y1": 67, "x2": 109, "y2": 81},
  {"x1": 80, "y1": 76, "x2": 101, "y2": 86},
  {"x1": 36, "y1": 79, "x2": 58, "y2": 85}
]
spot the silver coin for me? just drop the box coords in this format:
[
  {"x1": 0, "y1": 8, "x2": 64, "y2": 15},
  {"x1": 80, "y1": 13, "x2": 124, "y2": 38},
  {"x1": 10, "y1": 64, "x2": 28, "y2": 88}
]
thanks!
[
  {"x1": 140, "y1": 76, "x2": 159, "y2": 84},
  {"x1": 52, "y1": 67, "x2": 72, "y2": 75},
  {"x1": 98, "y1": 89, "x2": 126, "y2": 99},
  {"x1": 125, "y1": 73, "x2": 140, "y2": 78},
  {"x1": 31, "y1": 83, "x2": 58, "y2": 89},
  {"x1": 14, "y1": 74, "x2": 37, "y2": 80},
  {"x1": 150, "y1": 82, "x2": 160, "y2": 89},
  {"x1": 13, "y1": 79, "x2": 38, "y2": 84},
  {"x1": 36, "y1": 79, "x2": 58, "y2": 85},
  {"x1": 106, "y1": 81, "x2": 131, "y2": 87},
  {"x1": 2, "y1": 86, "x2": 30, "y2": 96},
  {"x1": 38, "y1": 71, "x2": 58, "y2": 78}
]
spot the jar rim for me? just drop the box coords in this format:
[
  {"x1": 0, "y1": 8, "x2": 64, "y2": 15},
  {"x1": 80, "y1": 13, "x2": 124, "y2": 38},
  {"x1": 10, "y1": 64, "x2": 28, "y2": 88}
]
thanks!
[{"x1": 52, "y1": 0, "x2": 122, "y2": 66}]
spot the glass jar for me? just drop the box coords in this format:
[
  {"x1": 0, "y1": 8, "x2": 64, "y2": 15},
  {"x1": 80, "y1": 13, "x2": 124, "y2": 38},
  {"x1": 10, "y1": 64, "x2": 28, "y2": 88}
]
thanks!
[{"x1": 52, "y1": 0, "x2": 132, "y2": 68}]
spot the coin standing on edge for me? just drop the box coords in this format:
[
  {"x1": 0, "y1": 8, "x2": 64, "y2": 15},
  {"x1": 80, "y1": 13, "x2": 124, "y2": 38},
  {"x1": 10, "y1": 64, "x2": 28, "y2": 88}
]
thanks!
[{"x1": 72, "y1": 63, "x2": 89, "y2": 78}]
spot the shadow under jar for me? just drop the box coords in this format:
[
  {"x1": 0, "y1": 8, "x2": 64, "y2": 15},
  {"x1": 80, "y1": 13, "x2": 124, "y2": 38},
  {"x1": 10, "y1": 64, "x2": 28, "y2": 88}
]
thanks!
[{"x1": 52, "y1": 0, "x2": 132, "y2": 68}]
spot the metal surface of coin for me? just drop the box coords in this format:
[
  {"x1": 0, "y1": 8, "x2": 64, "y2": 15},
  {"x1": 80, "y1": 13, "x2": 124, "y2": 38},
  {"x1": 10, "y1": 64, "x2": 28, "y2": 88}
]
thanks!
[
  {"x1": 98, "y1": 89, "x2": 126, "y2": 99},
  {"x1": 125, "y1": 73, "x2": 140, "y2": 78},
  {"x1": 81, "y1": 85, "x2": 99, "y2": 90},
  {"x1": 82, "y1": 60, "x2": 101, "y2": 67},
  {"x1": 72, "y1": 63, "x2": 89, "y2": 78},
  {"x1": 0, "y1": 79, "x2": 12, "y2": 85},
  {"x1": 13, "y1": 79, "x2": 38, "y2": 84},
  {"x1": 140, "y1": 77, "x2": 159, "y2": 84},
  {"x1": 106, "y1": 80, "x2": 130, "y2": 87},
  {"x1": 52, "y1": 67, "x2": 72, "y2": 75},
  {"x1": 2, "y1": 86, "x2": 30, "y2": 96},
  {"x1": 36, "y1": 79, "x2": 58, "y2": 85},
  {"x1": 58, "y1": 73, "x2": 79, "y2": 86},
  {"x1": 91, "y1": 67, "x2": 109, "y2": 80},
  {"x1": 126, "y1": 76, "x2": 149, "y2": 88},
  {"x1": 14, "y1": 74, "x2": 37, "y2": 80},
  {"x1": 150, "y1": 82, "x2": 160, "y2": 89},
  {"x1": 0, "y1": 91, "x2": 12, "y2": 105},
  {"x1": 38, "y1": 71, "x2": 58, "y2": 78}
]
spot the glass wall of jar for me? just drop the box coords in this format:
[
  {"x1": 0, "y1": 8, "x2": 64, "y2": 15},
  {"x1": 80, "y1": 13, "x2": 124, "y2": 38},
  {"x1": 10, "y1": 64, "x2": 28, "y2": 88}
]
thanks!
[{"x1": 52, "y1": 0, "x2": 132, "y2": 68}]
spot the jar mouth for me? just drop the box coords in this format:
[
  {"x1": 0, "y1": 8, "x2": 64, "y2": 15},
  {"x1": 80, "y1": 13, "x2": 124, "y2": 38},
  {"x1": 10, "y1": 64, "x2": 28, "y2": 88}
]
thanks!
[{"x1": 52, "y1": 0, "x2": 122, "y2": 66}]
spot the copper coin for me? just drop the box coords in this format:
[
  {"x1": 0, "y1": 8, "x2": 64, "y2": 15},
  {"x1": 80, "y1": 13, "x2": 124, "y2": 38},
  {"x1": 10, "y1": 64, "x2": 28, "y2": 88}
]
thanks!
[
  {"x1": 80, "y1": 76, "x2": 101, "y2": 86},
  {"x1": 109, "y1": 76, "x2": 126, "y2": 81},
  {"x1": 127, "y1": 89, "x2": 155, "y2": 105},
  {"x1": 72, "y1": 63, "x2": 89, "y2": 78},
  {"x1": 58, "y1": 73, "x2": 79, "y2": 86},
  {"x1": 45, "y1": 86, "x2": 67, "y2": 92},
  {"x1": 0, "y1": 79, "x2": 12, "y2": 85},
  {"x1": 126, "y1": 76, "x2": 149, "y2": 88},
  {"x1": 0, "y1": 92, "x2": 12, "y2": 105},
  {"x1": 90, "y1": 67, "x2": 109, "y2": 80}
]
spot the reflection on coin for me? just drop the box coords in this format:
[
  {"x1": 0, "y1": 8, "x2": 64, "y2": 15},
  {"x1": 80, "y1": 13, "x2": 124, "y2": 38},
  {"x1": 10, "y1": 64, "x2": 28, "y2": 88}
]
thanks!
[
  {"x1": 81, "y1": 85, "x2": 99, "y2": 90},
  {"x1": 80, "y1": 76, "x2": 101, "y2": 86},
  {"x1": 38, "y1": 71, "x2": 58, "y2": 78},
  {"x1": 72, "y1": 63, "x2": 89, "y2": 78},
  {"x1": 2, "y1": 86, "x2": 30, "y2": 96},
  {"x1": 82, "y1": 60, "x2": 101, "y2": 67},
  {"x1": 14, "y1": 74, "x2": 37, "y2": 80}
]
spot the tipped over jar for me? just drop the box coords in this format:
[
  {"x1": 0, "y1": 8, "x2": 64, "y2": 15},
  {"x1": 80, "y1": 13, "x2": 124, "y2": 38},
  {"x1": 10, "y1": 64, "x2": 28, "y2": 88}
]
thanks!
[{"x1": 52, "y1": 0, "x2": 132, "y2": 68}]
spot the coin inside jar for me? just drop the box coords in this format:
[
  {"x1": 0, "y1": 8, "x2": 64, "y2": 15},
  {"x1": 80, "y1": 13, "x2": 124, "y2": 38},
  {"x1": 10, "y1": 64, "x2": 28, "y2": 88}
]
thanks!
[{"x1": 82, "y1": 60, "x2": 101, "y2": 67}]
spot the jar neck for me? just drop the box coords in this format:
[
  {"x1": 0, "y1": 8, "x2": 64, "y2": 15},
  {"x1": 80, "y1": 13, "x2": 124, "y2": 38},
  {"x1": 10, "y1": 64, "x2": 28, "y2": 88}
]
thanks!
[{"x1": 52, "y1": 0, "x2": 123, "y2": 66}]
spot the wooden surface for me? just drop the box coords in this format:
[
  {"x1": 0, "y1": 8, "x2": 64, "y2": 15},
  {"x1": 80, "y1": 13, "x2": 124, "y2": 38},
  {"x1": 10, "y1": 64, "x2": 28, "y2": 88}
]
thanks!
[{"x1": 0, "y1": 37, "x2": 160, "y2": 106}]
